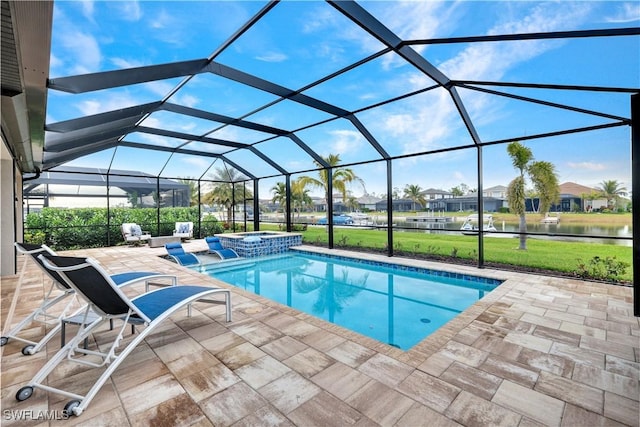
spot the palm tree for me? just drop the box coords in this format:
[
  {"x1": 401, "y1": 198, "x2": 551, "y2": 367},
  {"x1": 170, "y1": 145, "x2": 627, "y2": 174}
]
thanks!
[
  {"x1": 299, "y1": 153, "x2": 364, "y2": 211},
  {"x1": 291, "y1": 178, "x2": 312, "y2": 219},
  {"x1": 345, "y1": 195, "x2": 360, "y2": 212},
  {"x1": 597, "y1": 180, "x2": 627, "y2": 209},
  {"x1": 178, "y1": 178, "x2": 199, "y2": 207},
  {"x1": 271, "y1": 178, "x2": 313, "y2": 222},
  {"x1": 403, "y1": 184, "x2": 426, "y2": 211},
  {"x1": 450, "y1": 183, "x2": 470, "y2": 197},
  {"x1": 506, "y1": 141, "x2": 559, "y2": 250},
  {"x1": 203, "y1": 166, "x2": 252, "y2": 222},
  {"x1": 270, "y1": 182, "x2": 287, "y2": 215}
]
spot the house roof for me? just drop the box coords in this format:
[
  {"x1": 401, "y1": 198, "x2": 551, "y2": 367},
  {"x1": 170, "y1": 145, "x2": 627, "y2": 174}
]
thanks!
[
  {"x1": 484, "y1": 185, "x2": 508, "y2": 192},
  {"x1": 358, "y1": 195, "x2": 384, "y2": 204},
  {"x1": 558, "y1": 182, "x2": 599, "y2": 197},
  {"x1": 22, "y1": 166, "x2": 189, "y2": 196},
  {"x1": 422, "y1": 188, "x2": 453, "y2": 195}
]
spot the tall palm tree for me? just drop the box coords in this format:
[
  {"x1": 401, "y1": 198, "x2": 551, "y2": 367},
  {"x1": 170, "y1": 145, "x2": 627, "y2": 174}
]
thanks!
[
  {"x1": 271, "y1": 178, "x2": 313, "y2": 221},
  {"x1": 345, "y1": 195, "x2": 360, "y2": 212},
  {"x1": 270, "y1": 182, "x2": 287, "y2": 216},
  {"x1": 506, "y1": 141, "x2": 559, "y2": 250},
  {"x1": 597, "y1": 180, "x2": 627, "y2": 209},
  {"x1": 299, "y1": 154, "x2": 364, "y2": 212},
  {"x1": 203, "y1": 166, "x2": 252, "y2": 222},
  {"x1": 291, "y1": 178, "x2": 312, "y2": 219},
  {"x1": 178, "y1": 178, "x2": 199, "y2": 207},
  {"x1": 403, "y1": 184, "x2": 426, "y2": 211}
]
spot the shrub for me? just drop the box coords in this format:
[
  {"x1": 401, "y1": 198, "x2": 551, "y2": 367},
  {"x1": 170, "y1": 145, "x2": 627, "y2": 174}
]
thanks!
[
  {"x1": 574, "y1": 256, "x2": 629, "y2": 282},
  {"x1": 24, "y1": 206, "x2": 220, "y2": 251}
]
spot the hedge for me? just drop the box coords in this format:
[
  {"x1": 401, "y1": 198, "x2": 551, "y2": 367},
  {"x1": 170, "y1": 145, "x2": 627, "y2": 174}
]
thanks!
[{"x1": 24, "y1": 207, "x2": 224, "y2": 251}]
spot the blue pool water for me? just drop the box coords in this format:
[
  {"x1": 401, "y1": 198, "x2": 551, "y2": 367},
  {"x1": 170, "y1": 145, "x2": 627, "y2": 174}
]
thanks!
[{"x1": 194, "y1": 251, "x2": 501, "y2": 350}]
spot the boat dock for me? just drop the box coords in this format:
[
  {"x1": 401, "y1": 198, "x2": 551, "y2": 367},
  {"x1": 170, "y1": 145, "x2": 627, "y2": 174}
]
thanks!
[{"x1": 405, "y1": 215, "x2": 454, "y2": 223}]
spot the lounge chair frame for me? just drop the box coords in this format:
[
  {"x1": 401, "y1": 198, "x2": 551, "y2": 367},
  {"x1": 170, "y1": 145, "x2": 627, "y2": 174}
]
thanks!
[
  {"x1": 1, "y1": 243, "x2": 77, "y2": 355},
  {"x1": 1, "y1": 243, "x2": 177, "y2": 356},
  {"x1": 16, "y1": 255, "x2": 231, "y2": 417},
  {"x1": 205, "y1": 236, "x2": 240, "y2": 260},
  {"x1": 165, "y1": 242, "x2": 201, "y2": 266}
]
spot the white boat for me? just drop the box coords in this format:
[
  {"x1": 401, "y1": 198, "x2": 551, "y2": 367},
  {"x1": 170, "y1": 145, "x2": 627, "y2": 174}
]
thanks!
[
  {"x1": 349, "y1": 212, "x2": 375, "y2": 226},
  {"x1": 540, "y1": 213, "x2": 560, "y2": 224},
  {"x1": 460, "y1": 214, "x2": 497, "y2": 234}
]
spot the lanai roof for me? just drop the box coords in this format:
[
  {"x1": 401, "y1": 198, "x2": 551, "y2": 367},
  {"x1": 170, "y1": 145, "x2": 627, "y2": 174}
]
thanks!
[{"x1": 2, "y1": 1, "x2": 638, "y2": 191}]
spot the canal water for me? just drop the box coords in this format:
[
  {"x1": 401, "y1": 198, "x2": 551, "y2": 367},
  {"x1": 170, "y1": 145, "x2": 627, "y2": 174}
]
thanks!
[{"x1": 397, "y1": 220, "x2": 633, "y2": 246}]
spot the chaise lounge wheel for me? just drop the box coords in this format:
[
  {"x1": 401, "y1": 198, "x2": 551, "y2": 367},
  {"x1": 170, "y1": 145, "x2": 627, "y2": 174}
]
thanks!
[
  {"x1": 64, "y1": 400, "x2": 82, "y2": 417},
  {"x1": 0, "y1": 336, "x2": 8, "y2": 346},
  {"x1": 16, "y1": 386, "x2": 33, "y2": 401},
  {"x1": 21, "y1": 344, "x2": 35, "y2": 355}
]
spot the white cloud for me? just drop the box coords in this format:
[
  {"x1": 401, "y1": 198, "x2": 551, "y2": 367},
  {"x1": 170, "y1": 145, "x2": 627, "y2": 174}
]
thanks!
[
  {"x1": 147, "y1": 7, "x2": 187, "y2": 46},
  {"x1": 110, "y1": 57, "x2": 145, "y2": 70},
  {"x1": 149, "y1": 8, "x2": 172, "y2": 29},
  {"x1": 453, "y1": 171, "x2": 466, "y2": 182},
  {"x1": 375, "y1": 86, "x2": 460, "y2": 154},
  {"x1": 567, "y1": 161, "x2": 606, "y2": 171},
  {"x1": 256, "y1": 52, "x2": 288, "y2": 63},
  {"x1": 370, "y1": 1, "x2": 461, "y2": 69},
  {"x1": 49, "y1": 53, "x2": 63, "y2": 70},
  {"x1": 75, "y1": 92, "x2": 139, "y2": 116},
  {"x1": 327, "y1": 129, "x2": 366, "y2": 155},
  {"x1": 144, "y1": 80, "x2": 176, "y2": 98},
  {"x1": 175, "y1": 94, "x2": 199, "y2": 109},
  {"x1": 365, "y1": 2, "x2": 596, "y2": 156},
  {"x1": 604, "y1": 2, "x2": 640, "y2": 23},
  {"x1": 80, "y1": 1, "x2": 95, "y2": 22},
  {"x1": 117, "y1": 1, "x2": 142, "y2": 22},
  {"x1": 181, "y1": 156, "x2": 212, "y2": 169},
  {"x1": 59, "y1": 30, "x2": 102, "y2": 74}
]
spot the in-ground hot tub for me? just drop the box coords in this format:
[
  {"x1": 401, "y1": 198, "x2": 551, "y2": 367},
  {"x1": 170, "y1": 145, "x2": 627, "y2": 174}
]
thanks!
[{"x1": 215, "y1": 231, "x2": 302, "y2": 257}]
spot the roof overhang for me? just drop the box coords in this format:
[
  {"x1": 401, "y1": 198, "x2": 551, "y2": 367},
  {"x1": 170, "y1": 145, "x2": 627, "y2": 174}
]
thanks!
[{"x1": 1, "y1": 0, "x2": 52, "y2": 174}]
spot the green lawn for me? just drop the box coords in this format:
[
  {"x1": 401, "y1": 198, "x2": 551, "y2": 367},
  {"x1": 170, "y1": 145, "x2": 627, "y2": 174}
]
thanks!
[{"x1": 258, "y1": 224, "x2": 633, "y2": 282}]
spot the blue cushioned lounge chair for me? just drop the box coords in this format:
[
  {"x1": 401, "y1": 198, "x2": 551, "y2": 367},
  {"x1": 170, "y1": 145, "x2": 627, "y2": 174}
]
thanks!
[
  {"x1": 16, "y1": 254, "x2": 231, "y2": 417},
  {"x1": 1, "y1": 243, "x2": 177, "y2": 356},
  {"x1": 165, "y1": 242, "x2": 201, "y2": 266},
  {"x1": 205, "y1": 236, "x2": 240, "y2": 260}
]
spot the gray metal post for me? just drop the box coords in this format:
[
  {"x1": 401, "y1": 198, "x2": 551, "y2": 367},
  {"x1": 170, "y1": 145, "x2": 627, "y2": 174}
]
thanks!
[
  {"x1": 387, "y1": 160, "x2": 393, "y2": 257},
  {"x1": 327, "y1": 169, "x2": 334, "y2": 249},
  {"x1": 253, "y1": 179, "x2": 260, "y2": 231},
  {"x1": 197, "y1": 180, "x2": 202, "y2": 238},
  {"x1": 156, "y1": 177, "x2": 160, "y2": 236},
  {"x1": 106, "y1": 174, "x2": 111, "y2": 246},
  {"x1": 477, "y1": 146, "x2": 485, "y2": 268},
  {"x1": 285, "y1": 175, "x2": 292, "y2": 232},
  {"x1": 631, "y1": 93, "x2": 639, "y2": 317}
]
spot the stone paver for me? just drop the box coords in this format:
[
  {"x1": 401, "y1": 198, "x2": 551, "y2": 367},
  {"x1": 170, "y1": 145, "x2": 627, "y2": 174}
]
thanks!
[
  {"x1": 311, "y1": 361, "x2": 373, "y2": 401},
  {"x1": 492, "y1": 380, "x2": 565, "y2": 427},
  {"x1": 345, "y1": 380, "x2": 415, "y2": 426},
  {"x1": 445, "y1": 390, "x2": 521, "y2": 427},
  {"x1": 1, "y1": 243, "x2": 638, "y2": 426}
]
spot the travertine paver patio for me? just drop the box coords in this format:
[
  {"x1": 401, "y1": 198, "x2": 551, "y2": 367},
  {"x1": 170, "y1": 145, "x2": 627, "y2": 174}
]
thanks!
[{"x1": 1, "y1": 241, "x2": 638, "y2": 426}]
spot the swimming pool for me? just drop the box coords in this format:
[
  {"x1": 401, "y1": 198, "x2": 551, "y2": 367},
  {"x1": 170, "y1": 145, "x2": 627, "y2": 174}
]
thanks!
[{"x1": 194, "y1": 251, "x2": 502, "y2": 350}]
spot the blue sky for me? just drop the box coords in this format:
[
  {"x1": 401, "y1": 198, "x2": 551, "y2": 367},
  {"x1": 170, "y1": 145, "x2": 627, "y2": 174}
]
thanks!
[{"x1": 47, "y1": 1, "x2": 639, "y2": 198}]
